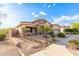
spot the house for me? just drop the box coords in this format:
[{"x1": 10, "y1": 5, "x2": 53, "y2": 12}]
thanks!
[
  {"x1": 51, "y1": 24, "x2": 71, "y2": 34},
  {"x1": 8, "y1": 18, "x2": 66, "y2": 38},
  {"x1": 51, "y1": 23, "x2": 61, "y2": 34},
  {"x1": 60, "y1": 26, "x2": 71, "y2": 33},
  {"x1": 16, "y1": 19, "x2": 53, "y2": 37}
]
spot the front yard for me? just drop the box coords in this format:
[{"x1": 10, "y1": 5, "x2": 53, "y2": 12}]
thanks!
[
  {"x1": 0, "y1": 40, "x2": 20, "y2": 56},
  {"x1": 0, "y1": 27, "x2": 79, "y2": 56},
  {"x1": 0, "y1": 38, "x2": 46, "y2": 56}
]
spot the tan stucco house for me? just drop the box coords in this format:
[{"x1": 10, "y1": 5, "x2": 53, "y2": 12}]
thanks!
[
  {"x1": 16, "y1": 19, "x2": 53, "y2": 37},
  {"x1": 8, "y1": 19, "x2": 65, "y2": 38}
]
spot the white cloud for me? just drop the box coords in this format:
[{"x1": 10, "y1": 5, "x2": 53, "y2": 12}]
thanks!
[
  {"x1": 32, "y1": 12, "x2": 39, "y2": 17},
  {"x1": 32, "y1": 11, "x2": 47, "y2": 18},
  {"x1": 47, "y1": 3, "x2": 56, "y2": 8},
  {"x1": 53, "y1": 3, "x2": 56, "y2": 6},
  {"x1": 51, "y1": 15, "x2": 79, "y2": 26},
  {"x1": 17, "y1": 3, "x2": 22, "y2": 5},
  {"x1": 47, "y1": 5, "x2": 51, "y2": 8},
  {"x1": 39, "y1": 11, "x2": 47, "y2": 16},
  {"x1": 32, "y1": 12, "x2": 35, "y2": 16},
  {"x1": 34, "y1": 15, "x2": 39, "y2": 17}
]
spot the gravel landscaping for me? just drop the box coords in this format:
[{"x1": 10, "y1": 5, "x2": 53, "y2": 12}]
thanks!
[
  {"x1": 0, "y1": 40, "x2": 20, "y2": 56},
  {"x1": 0, "y1": 37, "x2": 47, "y2": 56}
]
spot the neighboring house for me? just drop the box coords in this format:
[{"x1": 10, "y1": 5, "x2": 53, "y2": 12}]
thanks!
[
  {"x1": 59, "y1": 26, "x2": 71, "y2": 33},
  {"x1": 52, "y1": 23, "x2": 60, "y2": 34},
  {"x1": 62, "y1": 25, "x2": 71, "y2": 30},
  {"x1": 52, "y1": 24, "x2": 71, "y2": 34}
]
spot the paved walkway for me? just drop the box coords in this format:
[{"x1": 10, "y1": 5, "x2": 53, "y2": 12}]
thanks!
[{"x1": 31, "y1": 44, "x2": 73, "y2": 56}]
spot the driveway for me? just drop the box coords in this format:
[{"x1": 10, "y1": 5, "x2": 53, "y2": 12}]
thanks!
[
  {"x1": 55, "y1": 34, "x2": 79, "y2": 56},
  {"x1": 56, "y1": 34, "x2": 79, "y2": 46},
  {"x1": 31, "y1": 44, "x2": 73, "y2": 56}
]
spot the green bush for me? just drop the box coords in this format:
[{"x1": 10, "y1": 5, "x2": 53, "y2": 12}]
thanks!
[
  {"x1": 65, "y1": 28, "x2": 79, "y2": 34},
  {"x1": 57, "y1": 32, "x2": 65, "y2": 37},
  {"x1": 65, "y1": 28, "x2": 78, "y2": 32},
  {"x1": 71, "y1": 32, "x2": 79, "y2": 34},
  {"x1": 67, "y1": 40, "x2": 79, "y2": 49},
  {"x1": 49, "y1": 32, "x2": 55, "y2": 38},
  {"x1": 0, "y1": 34, "x2": 6, "y2": 41},
  {"x1": 0, "y1": 28, "x2": 11, "y2": 41}
]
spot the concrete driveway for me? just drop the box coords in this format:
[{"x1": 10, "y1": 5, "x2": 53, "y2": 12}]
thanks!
[
  {"x1": 56, "y1": 34, "x2": 79, "y2": 46},
  {"x1": 31, "y1": 44, "x2": 73, "y2": 56}
]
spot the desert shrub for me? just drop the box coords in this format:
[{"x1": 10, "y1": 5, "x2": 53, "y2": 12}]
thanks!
[
  {"x1": 65, "y1": 32, "x2": 70, "y2": 34},
  {"x1": 71, "y1": 32, "x2": 79, "y2": 34},
  {"x1": 65, "y1": 28, "x2": 79, "y2": 34},
  {"x1": 49, "y1": 32, "x2": 56, "y2": 42},
  {"x1": 49, "y1": 32, "x2": 55, "y2": 38},
  {"x1": 0, "y1": 28, "x2": 11, "y2": 34},
  {"x1": 0, "y1": 28, "x2": 11, "y2": 41},
  {"x1": 67, "y1": 40, "x2": 79, "y2": 50},
  {"x1": 65, "y1": 28, "x2": 78, "y2": 32},
  {"x1": 57, "y1": 32, "x2": 65, "y2": 37},
  {"x1": 0, "y1": 34, "x2": 6, "y2": 41}
]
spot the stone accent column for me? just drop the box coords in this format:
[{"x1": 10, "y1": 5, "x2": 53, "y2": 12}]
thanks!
[
  {"x1": 7, "y1": 29, "x2": 12, "y2": 39},
  {"x1": 60, "y1": 27, "x2": 64, "y2": 33},
  {"x1": 32, "y1": 28, "x2": 36, "y2": 34},
  {"x1": 18, "y1": 27, "x2": 24, "y2": 38}
]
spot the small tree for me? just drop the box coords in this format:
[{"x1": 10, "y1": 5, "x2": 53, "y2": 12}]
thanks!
[
  {"x1": 37, "y1": 25, "x2": 44, "y2": 35},
  {"x1": 43, "y1": 23, "x2": 52, "y2": 36},
  {"x1": 37, "y1": 24, "x2": 52, "y2": 36},
  {"x1": 36, "y1": 18, "x2": 52, "y2": 36},
  {"x1": 71, "y1": 22, "x2": 79, "y2": 30}
]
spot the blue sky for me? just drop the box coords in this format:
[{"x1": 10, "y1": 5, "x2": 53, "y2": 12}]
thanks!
[{"x1": 1, "y1": 3, "x2": 79, "y2": 28}]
